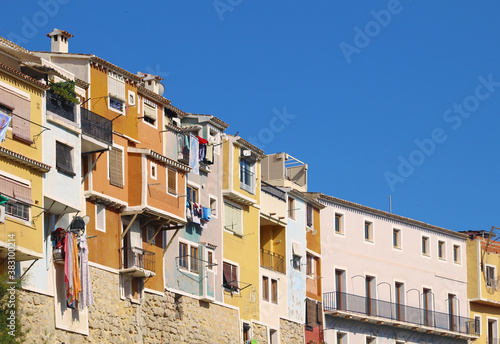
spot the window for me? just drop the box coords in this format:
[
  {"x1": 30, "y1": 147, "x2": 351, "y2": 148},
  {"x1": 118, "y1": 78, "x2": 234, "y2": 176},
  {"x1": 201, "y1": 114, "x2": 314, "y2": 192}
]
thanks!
[
  {"x1": 146, "y1": 225, "x2": 156, "y2": 245},
  {"x1": 453, "y1": 245, "x2": 461, "y2": 263},
  {"x1": 422, "y1": 236, "x2": 429, "y2": 256},
  {"x1": 128, "y1": 90, "x2": 136, "y2": 106},
  {"x1": 179, "y1": 242, "x2": 188, "y2": 269},
  {"x1": 337, "y1": 332, "x2": 346, "y2": 344},
  {"x1": 423, "y1": 288, "x2": 432, "y2": 326},
  {"x1": 190, "y1": 246, "x2": 199, "y2": 273},
  {"x1": 108, "y1": 71, "x2": 125, "y2": 114},
  {"x1": 395, "y1": 282, "x2": 404, "y2": 321},
  {"x1": 109, "y1": 147, "x2": 123, "y2": 188},
  {"x1": 223, "y1": 262, "x2": 238, "y2": 290},
  {"x1": 109, "y1": 97, "x2": 124, "y2": 112},
  {"x1": 486, "y1": 266, "x2": 496, "y2": 288},
  {"x1": 239, "y1": 154, "x2": 255, "y2": 194},
  {"x1": 143, "y1": 98, "x2": 157, "y2": 125},
  {"x1": 448, "y1": 293, "x2": 457, "y2": 331},
  {"x1": 366, "y1": 276, "x2": 376, "y2": 316},
  {"x1": 292, "y1": 242, "x2": 302, "y2": 271},
  {"x1": 56, "y1": 141, "x2": 75, "y2": 177},
  {"x1": 5, "y1": 201, "x2": 29, "y2": 221},
  {"x1": 207, "y1": 251, "x2": 213, "y2": 270},
  {"x1": 187, "y1": 185, "x2": 198, "y2": 203},
  {"x1": 488, "y1": 319, "x2": 497, "y2": 344},
  {"x1": 150, "y1": 162, "x2": 157, "y2": 180},
  {"x1": 224, "y1": 202, "x2": 242, "y2": 236},
  {"x1": 335, "y1": 213, "x2": 343, "y2": 234},
  {"x1": 306, "y1": 204, "x2": 313, "y2": 228},
  {"x1": 474, "y1": 315, "x2": 481, "y2": 335},
  {"x1": 95, "y1": 204, "x2": 105, "y2": 232},
  {"x1": 335, "y1": 269, "x2": 346, "y2": 310},
  {"x1": 262, "y1": 276, "x2": 269, "y2": 301},
  {"x1": 306, "y1": 254, "x2": 317, "y2": 277},
  {"x1": 167, "y1": 169, "x2": 177, "y2": 195},
  {"x1": 438, "y1": 241, "x2": 445, "y2": 259},
  {"x1": 364, "y1": 221, "x2": 373, "y2": 241},
  {"x1": 393, "y1": 229, "x2": 401, "y2": 248},
  {"x1": 0, "y1": 84, "x2": 31, "y2": 142},
  {"x1": 209, "y1": 197, "x2": 217, "y2": 217},
  {"x1": 271, "y1": 279, "x2": 278, "y2": 304},
  {"x1": 288, "y1": 197, "x2": 295, "y2": 219},
  {"x1": 243, "y1": 323, "x2": 251, "y2": 342},
  {"x1": 366, "y1": 337, "x2": 375, "y2": 344}
]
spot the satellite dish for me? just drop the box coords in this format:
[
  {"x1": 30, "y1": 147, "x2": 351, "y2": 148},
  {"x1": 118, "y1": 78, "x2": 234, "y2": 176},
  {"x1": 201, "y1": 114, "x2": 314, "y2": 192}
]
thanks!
[
  {"x1": 158, "y1": 83, "x2": 165, "y2": 96},
  {"x1": 243, "y1": 150, "x2": 251, "y2": 157},
  {"x1": 82, "y1": 215, "x2": 91, "y2": 225}
]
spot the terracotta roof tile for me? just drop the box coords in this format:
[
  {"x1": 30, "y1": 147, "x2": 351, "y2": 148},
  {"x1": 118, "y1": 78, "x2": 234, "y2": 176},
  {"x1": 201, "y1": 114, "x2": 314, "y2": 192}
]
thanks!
[{"x1": 0, "y1": 63, "x2": 50, "y2": 90}]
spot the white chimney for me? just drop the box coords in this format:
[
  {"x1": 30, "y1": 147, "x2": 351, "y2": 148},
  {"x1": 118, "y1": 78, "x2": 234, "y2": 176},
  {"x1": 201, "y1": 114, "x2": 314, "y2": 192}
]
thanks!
[
  {"x1": 47, "y1": 28, "x2": 73, "y2": 53},
  {"x1": 137, "y1": 72, "x2": 165, "y2": 96}
]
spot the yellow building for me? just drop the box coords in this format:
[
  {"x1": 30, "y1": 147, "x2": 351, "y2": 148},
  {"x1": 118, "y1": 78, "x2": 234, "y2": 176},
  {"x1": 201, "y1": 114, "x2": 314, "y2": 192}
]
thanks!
[
  {"x1": 222, "y1": 135, "x2": 265, "y2": 341},
  {"x1": 0, "y1": 37, "x2": 50, "y2": 267},
  {"x1": 466, "y1": 229, "x2": 500, "y2": 343}
]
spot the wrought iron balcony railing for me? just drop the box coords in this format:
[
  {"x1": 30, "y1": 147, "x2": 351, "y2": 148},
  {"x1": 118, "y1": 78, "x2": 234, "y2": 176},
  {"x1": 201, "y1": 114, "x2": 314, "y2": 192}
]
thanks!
[
  {"x1": 46, "y1": 91, "x2": 75, "y2": 122},
  {"x1": 260, "y1": 248, "x2": 285, "y2": 273},
  {"x1": 323, "y1": 291, "x2": 479, "y2": 336},
  {"x1": 121, "y1": 246, "x2": 155, "y2": 273},
  {"x1": 81, "y1": 108, "x2": 112, "y2": 145}
]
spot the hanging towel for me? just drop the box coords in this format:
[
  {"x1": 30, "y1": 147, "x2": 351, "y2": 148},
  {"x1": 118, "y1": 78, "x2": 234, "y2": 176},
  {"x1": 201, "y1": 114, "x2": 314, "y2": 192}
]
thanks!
[
  {"x1": 202, "y1": 207, "x2": 211, "y2": 221},
  {"x1": 78, "y1": 235, "x2": 94, "y2": 308},
  {"x1": 65, "y1": 232, "x2": 81, "y2": 309},
  {"x1": 186, "y1": 200, "x2": 193, "y2": 221},
  {"x1": 0, "y1": 109, "x2": 11, "y2": 144},
  {"x1": 199, "y1": 143, "x2": 206, "y2": 163},
  {"x1": 192, "y1": 203, "x2": 201, "y2": 224},
  {"x1": 189, "y1": 134, "x2": 199, "y2": 174},
  {"x1": 205, "y1": 143, "x2": 214, "y2": 165}
]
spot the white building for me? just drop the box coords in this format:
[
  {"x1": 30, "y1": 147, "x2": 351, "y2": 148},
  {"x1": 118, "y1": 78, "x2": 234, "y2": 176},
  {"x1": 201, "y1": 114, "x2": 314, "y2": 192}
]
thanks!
[{"x1": 310, "y1": 193, "x2": 478, "y2": 344}]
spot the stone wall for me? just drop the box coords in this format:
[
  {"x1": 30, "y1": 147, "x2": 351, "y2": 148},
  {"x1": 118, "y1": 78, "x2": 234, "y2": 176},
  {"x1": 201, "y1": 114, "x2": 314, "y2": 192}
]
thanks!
[
  {"x1": 280, "y1": 318, "x2": 304, "y2": 344},
  {"x1": 17, "y1": 266, "x2": 240, "y2": 344},
  {"x1": 252, "y1": 323, "x2": 268, "y2": 343}
]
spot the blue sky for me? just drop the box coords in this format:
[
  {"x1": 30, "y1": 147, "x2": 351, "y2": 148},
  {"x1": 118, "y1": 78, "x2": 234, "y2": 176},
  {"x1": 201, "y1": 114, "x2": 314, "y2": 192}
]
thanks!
[{"x1": 2, "y1": 0, "x2": 500, "y2": 232}]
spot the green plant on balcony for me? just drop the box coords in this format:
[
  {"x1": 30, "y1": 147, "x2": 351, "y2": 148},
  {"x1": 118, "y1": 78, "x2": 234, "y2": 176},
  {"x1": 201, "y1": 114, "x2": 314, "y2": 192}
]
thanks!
[{"x1": 48, "y1": 80, "x2": 80, "y2": 104}]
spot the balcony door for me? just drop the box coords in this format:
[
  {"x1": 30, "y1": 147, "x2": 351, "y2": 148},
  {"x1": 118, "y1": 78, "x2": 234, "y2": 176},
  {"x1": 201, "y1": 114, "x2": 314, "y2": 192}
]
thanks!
[
  {"x1": 335, "y1": 269, "x2": 346, "y2": 310},
  {"x1": 365, "y1": 276, "x2": 376, "y2": 316},
  {"x1": 395, "y1": 282, "x2": 404, "y2": 321},
  {"x1": 488, "y1": 319, "x2": 497, "y2": 344},
  {"x1": 423, "y1": 288, "x2": 432, "y2": 327},
  {"x1": 122, "y1": 220, "x2": 142, "y2": 268}
]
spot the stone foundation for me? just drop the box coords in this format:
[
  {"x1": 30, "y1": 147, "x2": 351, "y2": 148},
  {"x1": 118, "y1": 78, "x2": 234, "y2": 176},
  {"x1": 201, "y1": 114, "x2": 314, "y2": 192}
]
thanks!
[
  {"x1": 280, "y1": 318, "x2": 304, "y2": 344},
  {"x1": 252, "y1": 323, "x2": 268, "y2": 343},
  {"x1": 17, "y1": 266, "x2": 240, "y2": 343}
]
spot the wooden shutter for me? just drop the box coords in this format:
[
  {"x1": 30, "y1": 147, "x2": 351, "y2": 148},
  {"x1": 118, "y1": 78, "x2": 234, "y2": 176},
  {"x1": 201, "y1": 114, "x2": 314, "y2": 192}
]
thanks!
[
  {"x1": 167, "y1": 169, "x2": 176, "y2": 194},
  {"x1": 0, "y1": 175, "x2": 32, "y2": 204},
  {"x1": 0, "y1": 85, "x2": 31, "y2": 142},
  {"x1": 109, "y1": 147, "x2": 123, "y2": 187},
  {"x1": 316, "y1": 301, "x2": 323, "y2": 324},
  {"x1": 306, "y1": 298, "x2": 316, "y2": 325},
  {"x1": 56, "y1": 142, "x2": 74, "y2": 176}
]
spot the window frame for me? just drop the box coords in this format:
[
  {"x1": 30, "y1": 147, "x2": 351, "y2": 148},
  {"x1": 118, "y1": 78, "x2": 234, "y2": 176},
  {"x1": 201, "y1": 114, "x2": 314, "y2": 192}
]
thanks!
[
  {"x1": 142, "y1": 97, "x2": 158, "y2": 127},
  {"x1": 438, "y1": 240, "x2": 446, "y2": 260},
  {"x1": 239, "y1": 154, "x2": 256, "y2": 194},
  {"x1": 55, "y1": 141, "x2": 75, "y2": 177},
  {"x1": 95, "y1": 203, "x2": 106, "y2": 232},
  {"x1": 209, "y1": 196, "x2": 217, "y2": 218},
  {"x1": 224, "y1": 201, "x2": 243, "y2": 236},
  {"x1": 271, "y1": 278, "x2": 278, "y2": 304},
  {"x1": 486, "y1": 265, "x2": 496, "y2": 288},
  {"x1": 288, "y1": 197, "x2": 295, "y2": 220},
  {"x1": 262, "y1": 276, "x2": 269, "y2": 301},
  {"x1": 335, "y1": 213, "x2": 343, "y2": 234},
  {"x1": 393, "y1": 228, "x2": 401, "y2": 249},
  {"x1": 108, "y1": 144, "x2": 124, "y2": 188},
  {"x1": 364, "y1": 221, "x2": 373, "y2": 242},
  {"x1": 187, "y1": 185, "x2": 199, "y2": 203},
  {"x1": 5, "y1": 201, "x2": 30, "y2": 221},
  {"x1": 223, "y1": 260, "x2": 239, "y2": 292},
  {"x1": 422, "y1": 236, "x2": 430, "y2": 256},
  {"x1": 306, "y1": 203, "x2": 313, "y2": 228},
  {"x1": 453, "y1": 244, "x2": 461, "y2": 264},
  {"x1": 150, "y1": 162, "x2": 157, "y2": 180},
  {"x1": 167, "y1": 168, "x2": 177, "y2": 196}
]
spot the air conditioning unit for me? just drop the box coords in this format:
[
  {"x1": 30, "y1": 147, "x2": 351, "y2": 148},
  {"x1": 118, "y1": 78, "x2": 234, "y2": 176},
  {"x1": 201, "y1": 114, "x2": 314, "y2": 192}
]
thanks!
[{"x1": 0, "y1": 206, "x2": 5, "y2": 223}]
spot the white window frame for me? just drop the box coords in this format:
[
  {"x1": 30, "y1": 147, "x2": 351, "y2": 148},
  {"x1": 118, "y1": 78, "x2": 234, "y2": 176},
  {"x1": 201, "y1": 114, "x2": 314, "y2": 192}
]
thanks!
[
  {"x1": 178, "y1": 239, "x2": 200, "y2": 275},
  {"x1": 142, "y1": 97, "x2": 158, "y2": 128},
  {"x1": 1, "y1": 172, "x2": 32, "y2": 226},
  {"x1": 453, "y1": 244, "x2": 461, "y2": 264},
  {"x1": 55, "y1": 139, "x2": 75, "y2": 177},
  {"x1": 127, "y1": 90, "x2": 136, "y2": 106},
  {"x1": 95, "y1": 203, "x2": 106, "y2": 232},
  {"x1": 209, "y1": 195, "x2": 218, "y2": 218},
  {"x1": 422, "y1": 236, "x2": 430, "y2": 257},
  {"x1": 223, "y1": 258, "x2": 240, "y2": 294},
  {"x1": 150, "y1": 162, "x2": 157, "y2": 180},
  {"x1": 393, "y1": 228, "x2": 401, "y2": 249},
  {"x1": 364, "y1": 220, "x2": 373, "y2": 243},
  {"x1": 486, "y1": 265, "x2": 497, "y2": 288},
  {"x1": 474, "y1": 314, "x2": 481, "y2": 335},
  {"x1": 335, "y1": 213, "x2": 344, "y2": 235},
  {"x1": 438, "y1": 240, "x2": 446, "y2": 260},
  {"x1": 239, "y1": 153, "x2": 256, "y2": 194}
]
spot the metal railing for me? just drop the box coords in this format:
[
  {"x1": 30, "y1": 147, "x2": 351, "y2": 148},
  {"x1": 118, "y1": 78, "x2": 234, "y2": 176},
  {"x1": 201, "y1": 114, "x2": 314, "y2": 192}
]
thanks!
[
  {"x1": 260, "y1": 248, "x2": 285, "y2": 273},
  {"x1": 46, "y1": 91, "x2": 75, "y2": 122},
  {"x1": 122, "y1": 246, "x2": 155, "y2": 273},
  {"x1": 81, "y1": 108, "x2": 112, "y2": 145},
  {"x1": 323, "y1": 291, "x2": 479, "y2": 336}
]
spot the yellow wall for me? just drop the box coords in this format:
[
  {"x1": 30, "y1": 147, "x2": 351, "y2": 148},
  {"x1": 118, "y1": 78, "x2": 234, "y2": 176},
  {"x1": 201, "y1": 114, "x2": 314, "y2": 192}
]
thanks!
[
  {"x1": 223, "y1": 204, "x2": 260, "y2": 322},
  {"x1": 467, "y1": 239, "x2": 480, "y2": 299},
  {"x1": 306, "y1": 207, "x2": 321, "y2": 254},
  {"x1": 0, "y1": 72, "x2": 45, "y2": 256},
  {"x1": 222, "y1": 141, "x2": 229, "y2": 190},
  {"x1": 471, "y1": 302, "x2": 500, "y2": 344}
]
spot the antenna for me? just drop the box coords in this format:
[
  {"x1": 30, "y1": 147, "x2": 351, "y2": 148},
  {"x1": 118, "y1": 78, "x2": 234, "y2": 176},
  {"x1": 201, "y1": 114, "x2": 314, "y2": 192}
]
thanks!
[{"x1": 389, "y1": 195, "x2": 392, "y2": 214}]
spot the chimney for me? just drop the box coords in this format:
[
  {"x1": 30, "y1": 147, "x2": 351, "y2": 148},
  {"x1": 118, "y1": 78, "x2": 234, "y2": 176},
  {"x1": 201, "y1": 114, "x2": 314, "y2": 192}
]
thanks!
[
  {"x1": 137, "y1": 72, "x2": 165, "y2": 96},
  {"x1": 46, "y1": 28, "x2": 73, "y2": 53}
]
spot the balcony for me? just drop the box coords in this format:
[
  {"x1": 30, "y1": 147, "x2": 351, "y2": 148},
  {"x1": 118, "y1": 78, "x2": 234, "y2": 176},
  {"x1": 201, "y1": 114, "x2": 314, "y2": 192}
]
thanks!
[
  {"x1": 323, "y1": 291, "x2": 479, "y2": 337},
  {"x1": 81, "y1": 108, "x2": 112, "y2": 146},
  {"x1": 120, "y1": 246, "x2": 155, "y2": 278},
  {"x1": 260, "y1": 248, "x2": 284, "y2": 274},
  {"x1": 46, "y1": 91, "x2": 75, "y2": 122}
]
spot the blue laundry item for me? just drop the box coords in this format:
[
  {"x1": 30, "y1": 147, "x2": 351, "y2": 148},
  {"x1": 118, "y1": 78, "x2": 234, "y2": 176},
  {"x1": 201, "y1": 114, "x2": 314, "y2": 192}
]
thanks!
[{"x1": 202, "y1": 207, "x2": 211, "y2": 221}]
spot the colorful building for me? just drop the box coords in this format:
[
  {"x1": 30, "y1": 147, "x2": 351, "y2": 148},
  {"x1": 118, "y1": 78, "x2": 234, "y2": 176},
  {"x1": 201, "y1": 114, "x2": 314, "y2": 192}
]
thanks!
[{"x1": 465, "y1": 229, "x2": 500, "y2": 344}]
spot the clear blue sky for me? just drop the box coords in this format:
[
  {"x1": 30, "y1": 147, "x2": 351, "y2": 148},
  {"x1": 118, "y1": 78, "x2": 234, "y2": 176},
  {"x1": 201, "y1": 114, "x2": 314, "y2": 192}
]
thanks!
[{"x1": 2, "y1": 1, "x2": 500, "y2": 232}]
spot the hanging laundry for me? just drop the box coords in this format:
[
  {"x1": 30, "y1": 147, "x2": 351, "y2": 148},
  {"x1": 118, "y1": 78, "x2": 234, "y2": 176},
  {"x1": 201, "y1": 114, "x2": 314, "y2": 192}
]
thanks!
[
  {"x1": 78, "y1": 235, "x2": 94, "y2": 308},
  {"x1": 0, "y1": 194, "x2": 9, "y2": 205},
  {"x1": 186, "y1": 200, "x2": 193, "y2": 221},
  {"x1": 202, "y1": 207, "x2": 211, "y2": 222},
  {"x1": 0, "y1": 109, "x2": 11, "y2": 144},
  {"x1": 64, "y1": 232, "x2": 81, "y2": 309},
  {"x1": 189, "y1": 134, "x2": 199, "y2": 174},
  {"x1": 205, "y1": 143, "x2": 214, "y2": 165},
  {"x1": 197, "y1": 136, "x2": 208, "y2": 163},
  {"x1": 192, "y1": 203, "x2": 201, "y2": 224}
]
